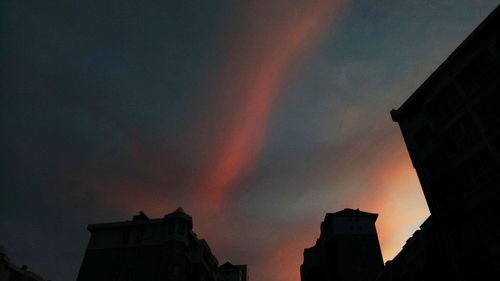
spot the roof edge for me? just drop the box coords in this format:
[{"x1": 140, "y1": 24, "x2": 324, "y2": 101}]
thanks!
[{"x1": 392, "y1": 4, "x2": 500, "y2": 122}]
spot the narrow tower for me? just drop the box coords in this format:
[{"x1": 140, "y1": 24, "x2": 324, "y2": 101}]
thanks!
[{"x1": 301, "y1": 208, "x2": 384, "y2": 281}]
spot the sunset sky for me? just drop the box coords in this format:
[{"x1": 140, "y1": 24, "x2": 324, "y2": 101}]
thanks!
[{"x1": 1, "y1": 1, "x2": 498, "y2": 280}]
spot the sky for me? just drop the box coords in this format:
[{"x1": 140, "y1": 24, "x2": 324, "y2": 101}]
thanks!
[{"x1": 1, "y1": 1, "x2": 498, "y2": 280}]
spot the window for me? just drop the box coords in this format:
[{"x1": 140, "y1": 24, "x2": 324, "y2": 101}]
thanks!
[
  {"x1": 449, "y1": 225, "x2": 479, "y2": 256},
  {"x1": 467, "y1": 148, "x2": 498, "y2": 187},
  {"x1": 442, "y1": 130, "x2": 459, "y2": 155},
  {"x1": 414, "y1": 125, "x2": 433, "y2": 147},
  {"x1": 495, "y1": 135, "x2": 500, "y2": 152},
  {"x1": 476, "y1": 48, "x2": 499, "y2": 71},
  {"x1": 437, "y1": 190, "x2": 461, "y2": 216},
  {"x1": 456, "y1": 163, "x2": 475, "y2": 194},
  {"x1": 171, "y1": 265, "x2": 179, "y2": 275},
  {"x1": 422, "y1": 154, "x2": 446, "y2": 182},
  {"x1": 494, "y1": 257, "x2": 500, "y2": 271},
  {"x1": 493, "y1": 37, "x2": 500, "y2": 51},
  {"x1": 474, "y1": 201, "x2": 500, "y2": 242},
  {"x1": 135, "y1": 229, "x2": 144, "y2": 243},
  {"x1": 176, "y1": 222, "x2": 185, "y2": 235},
  {"x1": 457, "y1": 49, "x2": 499, "y2": 96},
  {"x1": 121, "y1": 230, "x2": 130, "y2": 244},
  {"x1": 135, "y1": 247, "x2": 141, "y2": 260},
  {"x1": 456, "y1": 150, "x2": 498, "y2": 194},
  {"x1": 473, "y1": 92, "x2": 500, "y2": 129},
  {"x1": 489, "y1": 198, "x2": 500, "y2": 228},
  {"x1": 427, "y1": 84, "x2": 461, "y2": 122},
  {"x1": 432, "y1": 172, "x2": 458, "y2": 194},
  {"x1": 475, "y1": 212, "x2": 497, "y2": 242},
  {"x1": 441, "y1": 114, "x2": 477, "y2": 156},
  {"x1": 452, "y1": 116, "x2": 476, "y2": 149}
]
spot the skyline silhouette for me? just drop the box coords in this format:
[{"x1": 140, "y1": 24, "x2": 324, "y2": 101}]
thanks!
[
  {"x1": 1, "y1": 1, "x2": 499, "y2": 281},
  {"x1": 389, "y1": 4, "x2": 500, "y2": 279}
]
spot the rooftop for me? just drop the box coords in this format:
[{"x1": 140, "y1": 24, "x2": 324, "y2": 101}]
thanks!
[
  {"x1": 330, "y1": 208, "x2": 378, "y2": 217},
  {"x1": 88, "y1": 207, "x2": 192, "y2": 231},
  {"x1": 391, "y1": 4, "x2": 500, "y2": 122}
]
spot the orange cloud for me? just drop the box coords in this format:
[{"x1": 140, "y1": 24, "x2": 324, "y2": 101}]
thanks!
[
  {"x1": 65, "y1": 1, "x2": 351, "y2": 220},
  {"x1": 195, "y1": 0, "x2": 350, "y2": 212}
]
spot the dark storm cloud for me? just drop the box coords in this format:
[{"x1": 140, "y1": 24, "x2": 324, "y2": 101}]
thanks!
[{"x1": 1, "y1": 0, "x2": 229, "y2": 278}]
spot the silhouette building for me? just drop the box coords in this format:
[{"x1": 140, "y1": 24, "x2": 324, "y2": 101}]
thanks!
[
  {"x1": 391, "y1": 5, "x2": 500, "y2": 280},
  {"x1": 374, "y1": 216, "x2": 455, "y2": 281},
  {"x1": 300, "y1": 208, "x2": 384, "y2": 281},
  {"x1": 217, "y1": 262, "x2": 248, "y2": 281},
  {"x1": 76, "y1": 208, "x2": 219, "y2": 281},
  {"x1": 0, "y1": 248, "x2": 47, "y2": 281}
]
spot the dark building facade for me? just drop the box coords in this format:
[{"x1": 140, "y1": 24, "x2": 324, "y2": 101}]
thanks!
[
  {"x1": 391, "y1": 5, "x2": 500, "y2": 281},
  {"x1": 374, "y1": 217, "x2": 455, "y2": 281},
  {"x1": 217, "y1": 262, "x2": 248, "y2": 281},
  {"x1": 76, "y1": 208, "x2": 218, "y2": 281},
  {"x1": 300, "y1": 208, "x2": 384, "y2": 281}
]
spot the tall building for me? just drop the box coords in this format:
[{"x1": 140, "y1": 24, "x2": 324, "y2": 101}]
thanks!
[
  {"x1": 391, "y1": 5, "x2": 500, "y2": 280},
  {"x1": 374, "y1": 216, "x2": 455, "y2": 281},
  {"x1": 76, "y1": 208, "x2": 219, "y2": 281},
  {"x1": 217, "y1": 262, "x2": 248, "y2": 281},
  {"x1": 300, "y1": 208, "x2": 384, "y2": 281}
]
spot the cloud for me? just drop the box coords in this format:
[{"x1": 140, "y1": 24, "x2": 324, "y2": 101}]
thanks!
[
  {"x1": 2, "y1": 1, "x2": 497, "y2": 281},
  {"x1": 190, "y1": 0, "x2": 350, "y2": 212}
]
